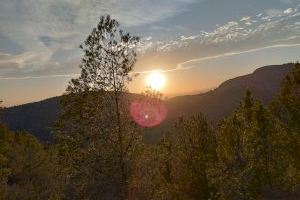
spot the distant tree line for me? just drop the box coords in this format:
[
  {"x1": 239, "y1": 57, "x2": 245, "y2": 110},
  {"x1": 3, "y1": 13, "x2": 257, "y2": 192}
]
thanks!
[{"x1": 0, "y1": 16, "x2": 299, "y2": 200}]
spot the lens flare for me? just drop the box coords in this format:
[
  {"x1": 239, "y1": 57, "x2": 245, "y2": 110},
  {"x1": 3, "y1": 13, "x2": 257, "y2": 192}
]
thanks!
[{"x1": 130, "y1": 97, "x2": 168, "y2": 127}]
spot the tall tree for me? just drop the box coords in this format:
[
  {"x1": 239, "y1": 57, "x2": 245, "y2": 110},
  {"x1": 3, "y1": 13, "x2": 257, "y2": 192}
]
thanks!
[{"x1": 55, "y1": 15, "x2": 141, "y2": 199}]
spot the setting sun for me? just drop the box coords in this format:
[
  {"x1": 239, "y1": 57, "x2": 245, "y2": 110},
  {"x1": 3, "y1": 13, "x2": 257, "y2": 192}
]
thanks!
[{"x1": 145, "y1": 71, "x2": 167, "y2": 90}]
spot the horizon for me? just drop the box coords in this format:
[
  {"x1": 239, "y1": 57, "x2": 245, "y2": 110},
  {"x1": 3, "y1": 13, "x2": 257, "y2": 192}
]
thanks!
[
  {"x1": 2, "y1": 62, "x2": 294, "y2": 108},
  {"x1": 1, "y1": 0, "x2": 300, "y2": 106}
]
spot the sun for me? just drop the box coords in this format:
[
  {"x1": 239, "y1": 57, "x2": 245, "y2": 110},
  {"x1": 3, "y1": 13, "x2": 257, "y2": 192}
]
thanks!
[{"x1": 145, "y1": 71, "x2": 166, "y2": 90}]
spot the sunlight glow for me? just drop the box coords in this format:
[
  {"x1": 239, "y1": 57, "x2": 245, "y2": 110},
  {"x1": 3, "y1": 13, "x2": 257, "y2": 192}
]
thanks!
[{"x1": 145, "y1": 71, "x2": 166, "y2": 90}]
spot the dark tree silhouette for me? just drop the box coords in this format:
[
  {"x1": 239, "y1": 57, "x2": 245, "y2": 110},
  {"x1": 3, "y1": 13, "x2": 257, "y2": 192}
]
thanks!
[{"x1": 55, "y1": 15, "x2": 141, "y2": 199}]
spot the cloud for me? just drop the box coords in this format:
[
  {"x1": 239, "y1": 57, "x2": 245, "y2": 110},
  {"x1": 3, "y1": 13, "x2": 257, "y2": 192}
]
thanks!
[
  {"x1": 0, "y1": 50, "x2": 53, "y2": 71},
  {"x1": 134, "y1": 42, "x2": 300, "y2": 74},
  {"x1": 280, "y1": 0, "x2": 297, "y2": 4},
  {"x1": 240, "y1": 16, "x2": 251, "y2": 21},
  {"x1": 139, "y1": 4, "x2": 300, "y2": 54},
  {"x1": 0, "y1": 62, "x2": 19, "y2": 71},
  {"x1": 1, "y1": 1, "x2": 300, "y2": 80},
  {"x1": 177, "y1": 43, "x2": 300, "y2": 70},
  {"x1": 134, "y1": 4, "x2": 300, "y2": 72},
  {"x1": 0, "y1": 0, "x2": 196, "y2": 39},
  {"x1": 284, "y1": 8, "x2": 295, "y2": 14},
  {"x1": 0, "y1": 73, "x2": 79, "y2": 80},
  {"x1": 180, "y1": 35, "x2": 199, "y2": 41},
  {"x1": 0, "y1": 0, "x2": 198, "y2": 79},
  {"x1": 265, "y1": 9, "x2": 283, "y2": 17},
  {"x1": 0, "y1": 32, "x2": 24, "y2": 55},
  {"x1": 2, "y1": 41, "x2": 300, "y2": 80}
]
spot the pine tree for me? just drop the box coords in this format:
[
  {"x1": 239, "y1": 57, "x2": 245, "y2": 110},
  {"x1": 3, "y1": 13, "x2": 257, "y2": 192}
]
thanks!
[
  {"x1": 270, "y1": 63, "x2": 300, "y2": 197},
  {"x1": 217, "y1": 91, "x2": 291, "y2": 199},
  {"x1": 278, "y1": 62, "x2": 300, "y2": 129},
  {"x1": 55, "y1": 15, "x2": 141, "y2": 199},
  {"x1": 129, "y1": 114, "x2": 218, "y2": 200},
  {"x1": 174, "y1": 115, "x2": 218, "y2": 199}
]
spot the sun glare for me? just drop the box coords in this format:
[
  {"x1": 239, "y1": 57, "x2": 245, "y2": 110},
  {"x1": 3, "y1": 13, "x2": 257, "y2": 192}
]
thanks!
[{"x1": 145, "y1": 71, "x2": 166, "y2": 90}]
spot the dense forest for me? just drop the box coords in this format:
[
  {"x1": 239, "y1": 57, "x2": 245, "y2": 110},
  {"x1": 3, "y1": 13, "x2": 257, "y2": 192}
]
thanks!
[{"x1": 0, "y1": 16, "x2": 299, "y2": 200}]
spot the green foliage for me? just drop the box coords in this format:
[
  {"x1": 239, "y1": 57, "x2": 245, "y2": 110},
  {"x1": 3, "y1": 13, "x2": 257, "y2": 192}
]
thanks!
[
  {"x1": 279, "y1": 62, "x2": 300, "y2": 128},
  {"x1": 0, "y1": 124, "x2": 62, "y2": 199},
  {"x1": 54, "y1": 15, "x2": 142, "y2": 199},
  {"x1": 270, "y1": 62, "x2": 300, "y2": 196},
  {"x1": 67, "y1": 15, "x2": 139, "y2": 94},
  {"x1": 142, "y1": 87, "x2": 164, "y2": 100},
  {"x1": 174, "y1": 115, "x2": 218, "y2": 199},
  {"x1": 129, "y1": 133, "x2": 178, "y2": 200},
  {"x1": 129, "y1": 115, "x2": 218, "y2": 200},
  {"x1": 216, "y1": 90, "x2": 297, "y2": 199}
]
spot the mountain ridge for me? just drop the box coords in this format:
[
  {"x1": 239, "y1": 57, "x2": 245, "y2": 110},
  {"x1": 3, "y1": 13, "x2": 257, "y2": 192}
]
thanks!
[{"x1": 0, "y1": 63, "x2": 293, "y2": 142}]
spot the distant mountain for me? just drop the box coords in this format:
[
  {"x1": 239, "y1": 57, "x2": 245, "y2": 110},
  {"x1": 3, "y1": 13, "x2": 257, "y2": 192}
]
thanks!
[
  {"x1": 0, "y1": 63, "x2": 293, "y2": 142},
  {"x1": 0, "y1": 97, "x2": 60, "y2": 142},
  {"x1": 166, "y1": 63, "x2": 293, "y2": 121}
]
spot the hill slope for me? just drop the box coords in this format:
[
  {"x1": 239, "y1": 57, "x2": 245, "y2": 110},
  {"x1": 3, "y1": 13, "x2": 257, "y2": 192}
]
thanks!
[
  {"x1": 166, "y1": 63, "x2": 292, "y2": 121},
  {"x1": 0, "y1": 97, "x2": 60, "y2": 141},
  {"x1": 0, "y1": 63, "x2": 293, "y2": 142}
]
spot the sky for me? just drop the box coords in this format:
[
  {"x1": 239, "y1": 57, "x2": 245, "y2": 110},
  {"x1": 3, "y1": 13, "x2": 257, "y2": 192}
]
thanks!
[{"x1": 0, "y1": 0, "x2": 300, "y2": 106}]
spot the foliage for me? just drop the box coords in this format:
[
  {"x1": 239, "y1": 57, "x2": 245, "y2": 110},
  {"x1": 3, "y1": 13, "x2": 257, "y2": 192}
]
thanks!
[
  {"x1": 54, "y1": 15, "x2": 141, "y2": 199},
  {"x1": 216, "y1": 91, "x2": 293, "y2": 199},
  {"x1": 129, "y1": 115, "x2": 218, "y2": 200},
  {"x1": 271, "y1": 62, "x2": 300, "y2": 197},
  {"x1": 173, "y1": 115, "x2": 218, "y2": 199},
  {"x1": 0, "y1": 124, "x2": 62, "y2": 199}
]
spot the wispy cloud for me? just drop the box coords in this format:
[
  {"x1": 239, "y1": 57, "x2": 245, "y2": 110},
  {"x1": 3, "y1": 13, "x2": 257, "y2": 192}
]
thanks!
[
  {"x1": 177, "y1": 43, "x2": 300, "y2": 70},
  {"x1": 140, "y1": 5, "x2": 300, "y2": 53},
  {"x1": 0, "y1": 74, "x2": 79, "y2": 80},
  {"x1": 136, "y1": 4, "x2": 300, "y2": 70},
  {"x1": 6, "y1": 42, "x2": 297, "y2": 80},
  {"x1": 0, "y1": 0, "x2": 198, "y2": 79},
  {"x1": 1, "y1": 1, "x2": 300, "y2": 80}
]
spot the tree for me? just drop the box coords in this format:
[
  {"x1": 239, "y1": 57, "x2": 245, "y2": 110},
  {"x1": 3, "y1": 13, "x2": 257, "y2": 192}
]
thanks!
[
  {"x1": 55, "y1": 15, "x2": 141, "y2": 199},
  {"x1": 0, "y1": 100, "x2": 3, "y2": 115},
  {"x1": 0, "y1": 101, "x2": 10, "y2": 197},
  {"x1": 128, "y1": 89, "x2": 175, "y2": 199},
  {"x1": 0, "y1": 125, "x2": 61, "y2": 199},
  {"x1": 129, "y1": 132, "x2": 177, "y2": 200},
  {"x1": 270, "y1": 63, "x2": 300, "y2": 197},
  {"x1": 278, "y1": 62, "x2": 300, "y2": 129},
  {"x1": 129, "y1": 114, "x2": 218, "y2": 200},
  {"x1": 216, "y1": 91, "x2": 292, "y2": 199},
  {"x1": 174, "y1": 115, "x2": 218, "y2": 199}
]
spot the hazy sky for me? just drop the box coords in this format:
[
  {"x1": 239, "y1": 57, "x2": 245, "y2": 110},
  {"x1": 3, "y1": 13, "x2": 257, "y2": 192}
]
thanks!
[{"x1": 1, "y1": 0, "x2": 300, "y2": 106}]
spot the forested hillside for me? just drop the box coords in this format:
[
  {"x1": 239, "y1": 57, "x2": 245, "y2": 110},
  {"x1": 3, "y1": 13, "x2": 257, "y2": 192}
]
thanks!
[
  {"x1": 0, "y1": 63, "x2": 293, "y2": 142},
  {"x1": 1, "y1": 62, "x2": 299, "y2": 199}
]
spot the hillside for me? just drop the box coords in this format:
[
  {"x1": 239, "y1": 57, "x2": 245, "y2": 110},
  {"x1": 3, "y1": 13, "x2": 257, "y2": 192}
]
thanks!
[
  {"x1": 0, "y1": 63, "x2": 293, "y2": 142},
  {"x1": 0, "y1": 97, "x2": 60, "y2": 141},
  {"x1": 166, "y1": 63, "x2": 293, "y2": 120}
]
